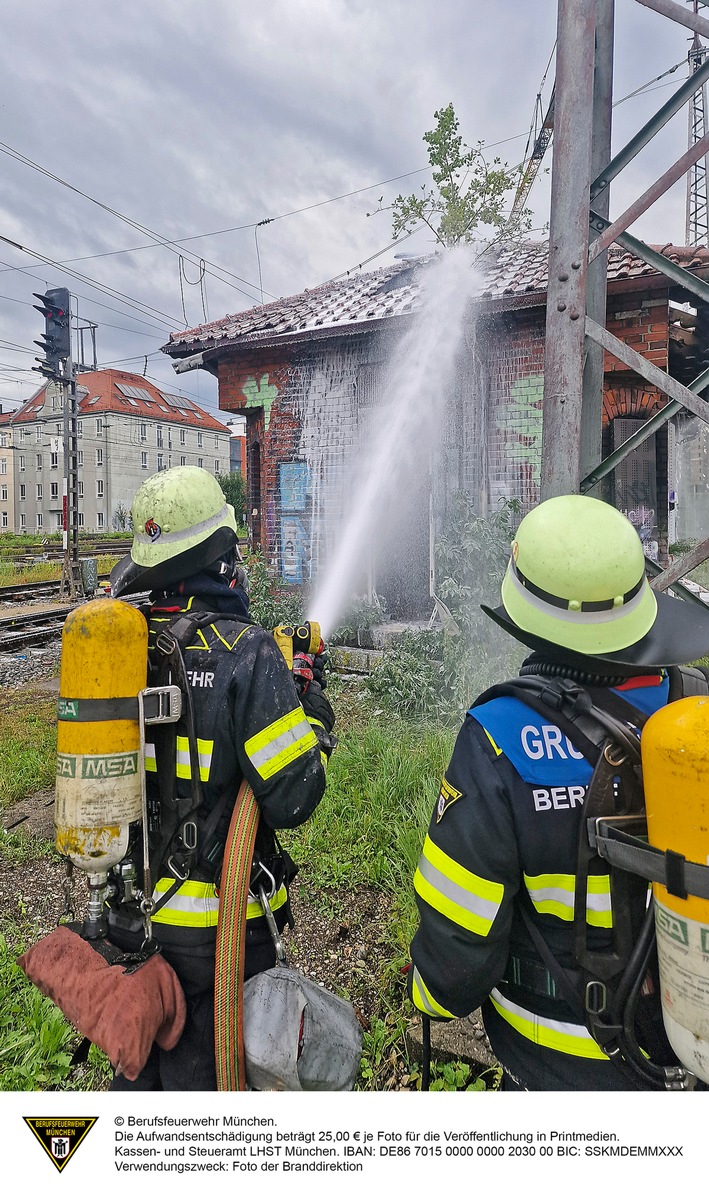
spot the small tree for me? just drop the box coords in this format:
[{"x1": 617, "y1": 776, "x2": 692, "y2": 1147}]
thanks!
[
  {"x1": 389, "y1": 103, "x2": 526, "y2": 248},
  {"x1": 216, "y1": 471, "x2": 247, "y2": 524},
  {"x1": 112, "y1": 501, "x2": 132, "y2": 532}
]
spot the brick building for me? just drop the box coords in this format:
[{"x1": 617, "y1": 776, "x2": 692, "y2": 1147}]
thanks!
[
  {"x1": 8, "y1": 369, "x2": 230, "y2": 534},
  {"x1": 162, "y1": 241, "x2": 709, "y2": 616}
]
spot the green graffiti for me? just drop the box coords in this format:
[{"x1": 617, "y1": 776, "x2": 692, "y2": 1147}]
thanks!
[
  {"x1": 242, "y1": 374, "x2": 279, "y2": 431},
  {"x1": 501, "y1": 373, "x2": 544, "y2": 485}
]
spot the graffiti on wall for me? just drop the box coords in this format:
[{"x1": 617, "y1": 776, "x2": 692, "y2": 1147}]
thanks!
[
  {"x1": 279, "y1": 461, "x2": 311, "y2": 583},
  {"x1": 500, "y1": 373, "x2": 544, "y2": 485},
  {"x1": 242, "y1": 374, "x2": 280, "y2": 431}
]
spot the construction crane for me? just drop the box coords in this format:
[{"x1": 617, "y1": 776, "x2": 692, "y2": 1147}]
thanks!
[{"x1": 508, "y1": 84, "x2": 556, "y2": 231}]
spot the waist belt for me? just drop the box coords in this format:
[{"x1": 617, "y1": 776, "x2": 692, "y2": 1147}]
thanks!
[{"x1": 503, "y1": 953, "x2": 582, "y2": 1002}]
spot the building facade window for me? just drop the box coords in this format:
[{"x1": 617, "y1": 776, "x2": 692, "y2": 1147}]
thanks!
[
  {"x1": 78, "y1": 421, "x2": 83, "y2": 438},
  {"x1": 0, "y1": 486, "x2": 6, "y2": 501},
  {"x1": 37, "y1": 513, "x2": 43, "y2": 529},
  {"x1": 19, "y1": 455, "x2": 25, "y2": 471},
  {"x1": 20, "y1": 514, "x2": 26, "y2": 529},
  {"x1": 36, "y1": 426, "x2": 42, "y2": 442},
  {"x1": 97, "y1": 480, "x2": 104, "y2": 497},
  {"x1": 141, "y1": 451, "x2": 148, "y2": 469},
  {"x1": 1, "y1": 512, "x2": 7, "y2": 529},
  {"x1": 97, "y1": 512, "x2": 104, "y2": 529},
  {"x1": 156, "y1": 427, "x2": 164, "y2": 448},
  {"x1": 37, "y1": 483, "x2": 43, "y2": 500},
  {"x1": 140, "y1": 423, "x2": 147, "y2": 443},
  {"x1": 197, "y1": 457, "x2": 203, "y2": 469},
  {"x1": 96, "y1": 448, "x2": 103, "y2": 467},
  {"x1": 19, "y1": 484, "x2": 25, "y2": 500},
  {"x1": 0, "y1": 459, "x2": 6, "y2": 474},
  {"x1": 78, "y1": 513, "x2": 84, "y2": 528},
  {"x1": 96, "y1": 418, "x2": 103, "y2": 436},
  {"x1": 180, "y1": 455, "x2": 186, "y2": 466},
  {"x1": 78, "y1": 481, "x2": 84, "y2": 499},
  {"x1": 214, "y1": 460, "x2": 220, "y2": 473},
  {"x1": 180, "y1": 428, "x2": 186, "y2": 446},
  {"x1": 197, "y1": 432, "x2": 203, "y2": 448},
  {"x1": 50, "y1": 452, "x2": 58, "y2": 468},
  {"x1": 50, "y1": 482, "x2": 59, "y2": 500},
  {"x1": 77, "y1": 450, "x2": 84, "y2": 467},
  {"x1": 36, "y1": 453, "x2": 42, "y2": 470},
  {"x1": 157, "y1": 453, "x2": 164, "y2": 471}
]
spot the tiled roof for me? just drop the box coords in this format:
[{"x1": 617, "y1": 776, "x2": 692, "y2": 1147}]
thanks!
[
  {"x1": 11, "y1": 368, "x2": 230, "y2": 433},
  {"x1": 163, "y1": 241, "x2": 709, "y2": 357}
]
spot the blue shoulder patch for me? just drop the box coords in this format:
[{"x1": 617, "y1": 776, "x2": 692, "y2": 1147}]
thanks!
[{"x1": 469, "y1": 696, "x2": 593, "y2": 786}]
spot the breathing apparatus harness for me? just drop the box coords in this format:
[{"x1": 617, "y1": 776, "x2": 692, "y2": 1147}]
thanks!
[
  {"x1": 473, "y1": 664, "x2": 709, "y2": 1091},
  {"x1": 109, "y1": 605, "x2": 266, "y2": 942}
]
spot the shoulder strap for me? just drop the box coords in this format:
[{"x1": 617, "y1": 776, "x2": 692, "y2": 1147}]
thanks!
[
  {"x1": 472, "y1": 675, "x2": 643, "y2": 766},
  {"x1": 668, "y1": 664, "x2": 709, "y2": 702}
]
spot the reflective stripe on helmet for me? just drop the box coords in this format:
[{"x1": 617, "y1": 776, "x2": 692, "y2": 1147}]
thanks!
[
  {"x1": 489, "y1": 987, "x2": 609, "y2": 1060},
  {"x1": 133, "y1": 503, "x2": 233, "y2": 550},
  {"x1": 413, "y1": 834, "x2": 503, "y2": 936},
  {"x1": 512, "y1": 558, "x2": 645, "y2": 613}
]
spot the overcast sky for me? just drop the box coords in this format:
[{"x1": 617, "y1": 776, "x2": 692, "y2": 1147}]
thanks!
[{"x1": 0, "y1": 0, "x2": 702, "y2": 417}]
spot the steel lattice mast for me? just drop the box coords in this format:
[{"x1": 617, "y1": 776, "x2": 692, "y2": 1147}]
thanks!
[{"x1": 686, "y1": 3, "x2": 709, "y2": 246}]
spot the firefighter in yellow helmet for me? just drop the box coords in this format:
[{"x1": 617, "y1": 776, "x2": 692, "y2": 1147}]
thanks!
[
  {"x1": 409, "y1": 494, "x2": 709, "y2": 1090},
  {"x1": 107, "y1": 466, "x2": 335, "y2": 1090}
]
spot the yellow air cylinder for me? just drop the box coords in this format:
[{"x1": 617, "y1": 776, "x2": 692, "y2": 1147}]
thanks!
[
  {"x1": 641, "y1": 695, "x2": 709, "y2": 1084},
  {"x1": 55, "y1": 597, "x2": 148, "y2": 874}
]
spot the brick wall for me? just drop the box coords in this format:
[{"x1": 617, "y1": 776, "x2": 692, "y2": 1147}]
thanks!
[{"x1": 216, "y1": 289, "x2": 674, "y2": 602}]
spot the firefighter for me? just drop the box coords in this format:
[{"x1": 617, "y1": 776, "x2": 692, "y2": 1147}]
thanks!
[
  {"x1": 106, "y1": 465, "x2": 335, "y2": 1090},
  {"x1": 408, "y1": 493, "x2": 709, "y2": 1090}
]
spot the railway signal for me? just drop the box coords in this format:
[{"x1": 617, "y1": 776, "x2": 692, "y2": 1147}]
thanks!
[{"x1": 32, "y1": 287, "x2": 71, "y2": 380}]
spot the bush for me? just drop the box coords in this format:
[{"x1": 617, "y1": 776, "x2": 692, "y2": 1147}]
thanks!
[
  {"x1": 243, "y1": 550, "x2": 304, "y2": 629},
  {"x1": 364, "y1": 494, "x2": 524, "y2": 721}
]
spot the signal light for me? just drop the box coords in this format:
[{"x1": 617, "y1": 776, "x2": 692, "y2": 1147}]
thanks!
[{"x1": 32, "y1": 287, "x2": 71, "y2": 380}]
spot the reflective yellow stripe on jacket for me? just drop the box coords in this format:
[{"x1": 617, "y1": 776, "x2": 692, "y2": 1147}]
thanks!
[
  {"x1": 244, "y1": 706, "x2": 317, "y2": 781},
  {"x1": 151, "y1": 878, "x2": 288, "y2": 928},
  {"x1": 143, "y1": 739, "x2": 214, "y2": 782},
  {"x1": 524, "y1": 872, "x2": 613, "y2": 929},
  {"x1": 410, "y1": 965, "x2": 457, "y2": 1020},
  {"x1": 414, "y1": 834, "x2": 504, "y2": 936},
  {"x1": 175, "y1": 736, "x2": 213, "y2": 781},
  {"x1": 489, "y1": 987, "x2": 609, "y2": 1060}
]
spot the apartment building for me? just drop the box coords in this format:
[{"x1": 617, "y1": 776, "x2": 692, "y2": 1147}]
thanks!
[
  {"x1": 9, "y1": 368, "x2": 231, "y2": 534},
  {"x1": 0, "y1": 413, "x2": 16, "y2": 534}
]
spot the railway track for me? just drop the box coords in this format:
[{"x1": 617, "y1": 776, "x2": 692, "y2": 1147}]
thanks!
[
  {"x1": 0, "y1": 589, "x2": 148, "y2": 652},
  {"x1": 0, "y1": 606, "x2": 72, "y2": 652},
  {"x1": 0, "y1": 577, "x2": 111, "y2": 605}
]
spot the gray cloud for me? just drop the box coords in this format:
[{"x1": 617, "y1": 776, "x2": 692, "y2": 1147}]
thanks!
[{"x1": 0, "y1": 1, "x2": 697, "y2": 413}]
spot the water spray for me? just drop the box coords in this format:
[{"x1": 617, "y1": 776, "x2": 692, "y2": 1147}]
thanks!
[{"x1": 307, "y1": 247, "x2": 483, "y2": 639}]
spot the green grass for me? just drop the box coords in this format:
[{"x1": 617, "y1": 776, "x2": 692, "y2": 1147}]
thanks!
[
  {"x1": 0, "y1": 694, "x2": 57, "y2": 809},
  {"x1": 0, "y1": 673, "x2": 479, "y2": 1091},
  {"x1": 0, "y1": 922, "x2": 110, "y2": 1091}
]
